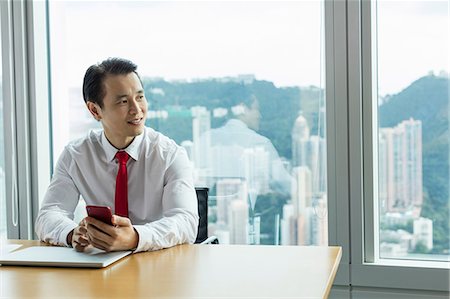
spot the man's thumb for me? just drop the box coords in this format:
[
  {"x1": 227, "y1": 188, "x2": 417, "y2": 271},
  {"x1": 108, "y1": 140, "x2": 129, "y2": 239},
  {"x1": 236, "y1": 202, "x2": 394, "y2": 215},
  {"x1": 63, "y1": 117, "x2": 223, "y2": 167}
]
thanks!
[{"x1": 112, "y1": 215, "x2": 130, "y2": 226}]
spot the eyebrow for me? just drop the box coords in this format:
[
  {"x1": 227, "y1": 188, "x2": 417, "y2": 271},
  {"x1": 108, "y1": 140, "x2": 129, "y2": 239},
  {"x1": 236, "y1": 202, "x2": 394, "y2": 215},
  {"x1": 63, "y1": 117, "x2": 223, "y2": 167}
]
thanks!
[{"x1": 115, "y1": 90, "x2": 144, "y2": 100}]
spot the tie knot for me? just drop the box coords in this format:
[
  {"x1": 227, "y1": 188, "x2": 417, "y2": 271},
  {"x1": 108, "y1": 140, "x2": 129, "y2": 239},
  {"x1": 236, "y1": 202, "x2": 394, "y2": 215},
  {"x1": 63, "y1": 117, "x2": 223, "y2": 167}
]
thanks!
[{"x1": 115, "y1": 151, "x2": 129, "y2": 164}]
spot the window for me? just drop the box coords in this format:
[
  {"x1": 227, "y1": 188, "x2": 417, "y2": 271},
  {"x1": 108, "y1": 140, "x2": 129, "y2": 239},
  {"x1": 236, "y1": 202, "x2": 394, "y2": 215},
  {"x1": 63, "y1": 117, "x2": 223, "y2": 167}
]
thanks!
[
  {"x1": 0, "y1": 0, "x2": 52, "y2": 240},
  {"x1": 374, "y1": 0, "x2": 449, "y2": 263},
  {"x1": 48, "y1": 0, "x2": 327, "y2": 245},
  {"x1": 345, "y1": 0, "x2": 450, "y2": 292}
]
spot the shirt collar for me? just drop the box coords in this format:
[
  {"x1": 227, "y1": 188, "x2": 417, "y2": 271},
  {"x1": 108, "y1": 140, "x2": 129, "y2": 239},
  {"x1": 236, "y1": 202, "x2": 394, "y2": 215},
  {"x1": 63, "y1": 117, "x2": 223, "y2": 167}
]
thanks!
[
  {"x1": 226, "y1": 119, "x2": 249, "y2": 130},
  {"x1": 101, "y1": 129, "x2": 145, "y2": 162}
]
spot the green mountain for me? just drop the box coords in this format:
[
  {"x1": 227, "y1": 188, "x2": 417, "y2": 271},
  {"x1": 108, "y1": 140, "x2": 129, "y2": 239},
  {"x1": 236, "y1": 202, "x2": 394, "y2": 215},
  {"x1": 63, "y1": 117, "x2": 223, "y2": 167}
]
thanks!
[
  {"x1": 142, "y1": 78, "x2": 323, "y2": 160},
  {"x1": 379, "y1": 75, "x2": 449, "y2": 253}
]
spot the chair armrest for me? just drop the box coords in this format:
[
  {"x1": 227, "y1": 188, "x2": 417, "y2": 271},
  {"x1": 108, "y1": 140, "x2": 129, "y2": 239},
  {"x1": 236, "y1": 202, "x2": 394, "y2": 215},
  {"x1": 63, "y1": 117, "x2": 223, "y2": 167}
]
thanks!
[{"x1": 200, "y1": 236, "x2": 219, "y2": 244}]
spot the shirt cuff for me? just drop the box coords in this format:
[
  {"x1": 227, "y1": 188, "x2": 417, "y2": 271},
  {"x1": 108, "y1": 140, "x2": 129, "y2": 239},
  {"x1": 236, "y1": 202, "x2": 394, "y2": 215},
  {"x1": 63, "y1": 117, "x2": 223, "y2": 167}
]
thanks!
[
  {"x1": 61, "y1": 222, "x2": 79, "y2": 247},
  {"x1": 132, "y1": 225, "x2": 150, "y2": 253}
]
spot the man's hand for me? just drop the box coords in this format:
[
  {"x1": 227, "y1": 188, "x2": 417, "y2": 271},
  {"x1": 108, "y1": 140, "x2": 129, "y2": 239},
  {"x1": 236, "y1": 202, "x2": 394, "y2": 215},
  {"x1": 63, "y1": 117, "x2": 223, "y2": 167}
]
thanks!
[
  {"x1": 68, "y1": 219, "x2": 92, "y2": 252},
  {"x1": 85, "y1": 215, "x2": 139, "y2": 252}
]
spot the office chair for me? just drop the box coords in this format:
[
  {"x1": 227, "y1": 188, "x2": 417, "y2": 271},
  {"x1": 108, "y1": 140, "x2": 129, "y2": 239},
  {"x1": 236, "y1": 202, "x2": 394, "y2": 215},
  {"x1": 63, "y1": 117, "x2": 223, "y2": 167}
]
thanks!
[{"x1": 194, "y1": 187, "x2": 219, "y2": 244}]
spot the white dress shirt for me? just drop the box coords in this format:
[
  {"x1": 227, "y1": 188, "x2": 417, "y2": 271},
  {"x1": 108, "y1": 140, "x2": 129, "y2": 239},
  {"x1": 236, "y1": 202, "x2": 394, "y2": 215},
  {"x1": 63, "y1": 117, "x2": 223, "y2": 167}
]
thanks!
[
  {"x1": 204, "y1": 119, "x2": 292, "y2": 194},
  {"x1": 35, "y1": 127, "x2": 199, "y2": 252}
]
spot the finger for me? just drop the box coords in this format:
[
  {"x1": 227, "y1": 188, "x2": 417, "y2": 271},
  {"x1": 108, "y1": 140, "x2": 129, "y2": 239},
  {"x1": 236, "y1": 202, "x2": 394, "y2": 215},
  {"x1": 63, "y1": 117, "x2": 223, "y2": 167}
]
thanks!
[
  {"x1": 87, "y1": 225, "x2": 114, "y2": 245},
  {"x1": 89, "y1": 238, "x2": 111, "y2": 252},
  {"x1": 86, "y1": 217, "x2": 113, "y2": 234},
  {"x1": 74, "y1": 244, "x2": 86, "y2": 252},
  {"x1": 74, "y1": 230, "x2": 88, "y2": 241},
  {"x1": 79, "y1": 218, "x2": 87, "y2": 227},
  {"x1": 74, "y1": 233, "x2": 90, "y2": 245},
  {"x1": 78, "y1": 226, "x2": 87, "y2": 234},
  {"x1": 74, "y1": 237, "x2": 88, "y2": 246},
  {"x1": 73, "y1": 240, "x2": 87, "y2": 252},
  {"x1": 112, "y1": 215, "x2": 131, "y2": 227},
  {"x1": 77, "y1": 236, "x2": 89, "y2": 246},
  {"x1": 75, "y1": 243, "x2": 92, "y2": 252}
]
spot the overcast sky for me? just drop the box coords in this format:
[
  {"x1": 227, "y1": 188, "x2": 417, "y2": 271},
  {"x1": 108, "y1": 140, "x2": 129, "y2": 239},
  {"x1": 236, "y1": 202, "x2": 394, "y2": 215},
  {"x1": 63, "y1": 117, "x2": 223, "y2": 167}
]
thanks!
[{"x1": 50, "y1": 0, "x2": 449, "y2": 96}]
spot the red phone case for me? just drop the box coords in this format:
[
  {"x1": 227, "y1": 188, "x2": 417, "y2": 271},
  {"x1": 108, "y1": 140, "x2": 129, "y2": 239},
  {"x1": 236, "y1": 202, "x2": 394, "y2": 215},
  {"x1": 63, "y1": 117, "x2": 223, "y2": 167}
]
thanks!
[{"x1": 86, "y1": 205, "x2": 113, "y2": 225}]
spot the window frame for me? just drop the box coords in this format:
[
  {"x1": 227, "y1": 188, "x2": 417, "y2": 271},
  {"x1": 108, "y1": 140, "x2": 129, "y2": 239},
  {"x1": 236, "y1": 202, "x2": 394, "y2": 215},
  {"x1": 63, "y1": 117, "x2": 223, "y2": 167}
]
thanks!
[{"x1": 349, "y1": 0, "x2": 450, "y2": 291}]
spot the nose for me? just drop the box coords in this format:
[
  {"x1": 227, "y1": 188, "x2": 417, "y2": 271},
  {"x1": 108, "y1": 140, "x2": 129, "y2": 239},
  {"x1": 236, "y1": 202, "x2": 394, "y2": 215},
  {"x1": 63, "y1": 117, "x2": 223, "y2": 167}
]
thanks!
[{"x1": 129, "y1": 99, "x2": 141, "y2": 115}]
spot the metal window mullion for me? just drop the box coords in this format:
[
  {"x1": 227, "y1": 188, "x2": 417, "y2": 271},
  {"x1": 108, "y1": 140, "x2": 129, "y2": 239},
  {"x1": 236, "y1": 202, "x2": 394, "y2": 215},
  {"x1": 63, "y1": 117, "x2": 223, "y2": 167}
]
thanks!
[
  {"x1": 1, "y1": 0, "x2": 20, "y2": 239},
  {"x1": 26, "y1": 0, "x2": 52, "y2": 238},
  {"x1": 348, "y1": 0, "x2": 367, "y2": 268},
  {"x1": 361, "y1": 0, "x2": 376, "y2": 264},
  {"x1": 325, "y1": 0, "x2": 351, "y2": 286},
  {"x1": 11, "y1": 0, "x2": 33, "y2": 240},
  {"x1": 325, "y1": 0, "x2": 337, "y2": 247}
]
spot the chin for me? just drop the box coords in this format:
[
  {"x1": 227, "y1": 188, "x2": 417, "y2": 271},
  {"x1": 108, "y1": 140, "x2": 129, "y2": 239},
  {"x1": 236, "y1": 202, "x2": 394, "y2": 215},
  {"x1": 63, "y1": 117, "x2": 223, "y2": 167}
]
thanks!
[
  {"x1": 129, "y1": 125, "x2": 144, "y2": 136},
  {"x1": 135, "y1": 126, "x2": 145, "y2": 135}
]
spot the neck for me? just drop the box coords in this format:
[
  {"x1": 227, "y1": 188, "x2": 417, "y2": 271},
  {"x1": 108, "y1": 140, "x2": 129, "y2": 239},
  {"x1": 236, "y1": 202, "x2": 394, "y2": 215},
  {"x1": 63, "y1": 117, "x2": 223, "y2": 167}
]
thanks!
[{"x1": 104, "y1": 133, "x2": 135, "y2": 150}]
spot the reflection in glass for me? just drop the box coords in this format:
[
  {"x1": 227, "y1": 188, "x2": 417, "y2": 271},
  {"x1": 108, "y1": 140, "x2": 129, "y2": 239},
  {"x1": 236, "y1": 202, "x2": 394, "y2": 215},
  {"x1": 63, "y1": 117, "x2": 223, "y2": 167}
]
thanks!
[
  {"x1": 197, "y1": 95, "x2": 292, "y2": 244},
  {"x1": 156, "y1": 78, "x2": 329, "y2": 245}
]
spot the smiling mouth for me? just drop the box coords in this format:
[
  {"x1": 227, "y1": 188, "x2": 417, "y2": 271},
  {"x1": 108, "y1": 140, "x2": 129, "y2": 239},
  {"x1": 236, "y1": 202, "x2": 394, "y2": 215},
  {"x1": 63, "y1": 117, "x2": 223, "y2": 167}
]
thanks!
[{"x1": 128, "y1": 118, "x2": 143, "y2": 125}]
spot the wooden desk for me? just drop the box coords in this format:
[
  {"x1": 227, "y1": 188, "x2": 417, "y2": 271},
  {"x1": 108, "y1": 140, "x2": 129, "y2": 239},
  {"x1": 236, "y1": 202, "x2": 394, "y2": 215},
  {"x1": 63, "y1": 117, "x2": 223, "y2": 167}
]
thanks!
[{"x1": 1, "y1": 240, "x2": 341, "y2": 299}]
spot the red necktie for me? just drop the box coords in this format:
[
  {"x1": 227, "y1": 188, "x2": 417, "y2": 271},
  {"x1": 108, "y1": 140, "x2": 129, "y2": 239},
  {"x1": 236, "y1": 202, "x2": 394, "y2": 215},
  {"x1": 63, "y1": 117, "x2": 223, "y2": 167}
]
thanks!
[{"x1": 115, "y1": 151, "x2": 130, "y2": 217}]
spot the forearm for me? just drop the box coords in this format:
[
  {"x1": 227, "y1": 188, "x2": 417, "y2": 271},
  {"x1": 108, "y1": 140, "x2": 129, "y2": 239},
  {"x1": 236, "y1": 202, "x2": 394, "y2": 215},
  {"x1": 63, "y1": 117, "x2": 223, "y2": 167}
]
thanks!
[
  {"x1": 36, "y1": 149, "x2": 81, "y2": 246},
  {"x1": 35, "y1": 209, "x2": 78, "y2": 246}
]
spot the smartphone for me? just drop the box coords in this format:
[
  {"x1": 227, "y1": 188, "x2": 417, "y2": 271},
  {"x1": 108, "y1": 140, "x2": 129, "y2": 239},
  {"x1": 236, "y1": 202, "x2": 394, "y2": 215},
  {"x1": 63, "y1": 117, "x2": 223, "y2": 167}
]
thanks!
[{"x1": 86, "y1": 205, "x2": 113, "y2": 225}]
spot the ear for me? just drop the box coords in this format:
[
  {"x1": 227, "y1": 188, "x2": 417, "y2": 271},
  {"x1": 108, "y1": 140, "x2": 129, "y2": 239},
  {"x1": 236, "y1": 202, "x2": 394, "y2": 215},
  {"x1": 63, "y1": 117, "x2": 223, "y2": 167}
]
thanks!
[{"x1": 86, "y1": 101, "x2": 102, "y2": 121}]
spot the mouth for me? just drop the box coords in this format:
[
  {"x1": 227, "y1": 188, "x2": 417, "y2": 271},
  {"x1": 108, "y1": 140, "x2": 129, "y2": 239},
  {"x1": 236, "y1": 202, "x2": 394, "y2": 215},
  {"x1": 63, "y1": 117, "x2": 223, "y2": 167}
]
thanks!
[{"x1": 127, "y1": 117, "x2": 144, "y2": 125}]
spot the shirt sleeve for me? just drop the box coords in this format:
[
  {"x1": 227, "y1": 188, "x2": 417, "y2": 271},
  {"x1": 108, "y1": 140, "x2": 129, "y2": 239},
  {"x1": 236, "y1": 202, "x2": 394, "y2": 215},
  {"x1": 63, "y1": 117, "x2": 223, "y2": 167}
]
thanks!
[
  {"x1": 133, "y1": 147, "x2": 199, "y2": 252},
  {"x1": 35, "y1": 148, "x2": 80, "y2": 246},
  {"x1": 267, "y1": 141, "x2": 292, "y2": 195}
]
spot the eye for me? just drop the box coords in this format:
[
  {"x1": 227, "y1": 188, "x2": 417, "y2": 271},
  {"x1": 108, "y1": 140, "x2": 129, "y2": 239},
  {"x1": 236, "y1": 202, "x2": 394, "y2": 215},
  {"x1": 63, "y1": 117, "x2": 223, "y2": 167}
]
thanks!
[{"x1": 117, "y1": 98, "x2": 128, "y2": 104}]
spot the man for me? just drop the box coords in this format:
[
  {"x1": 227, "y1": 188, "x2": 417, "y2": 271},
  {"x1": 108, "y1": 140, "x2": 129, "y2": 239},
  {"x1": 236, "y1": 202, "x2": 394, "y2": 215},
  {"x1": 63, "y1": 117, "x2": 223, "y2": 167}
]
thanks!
[
  {"x1": 35, "y1": 58, "x2": 198, "y2": 252},
  {"x1": 199, "y1": 95, "x2": 292, "y2": 245},
  {"x1": 203, "y1": 95, "x2": 292, "y2": 196}
]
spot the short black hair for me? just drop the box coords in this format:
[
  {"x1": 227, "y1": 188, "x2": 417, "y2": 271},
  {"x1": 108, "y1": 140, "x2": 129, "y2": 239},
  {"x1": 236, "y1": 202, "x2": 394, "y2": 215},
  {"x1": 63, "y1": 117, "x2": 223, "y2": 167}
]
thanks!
[
  {"x1": 82, "y1": 57, "x2": 141, "y2": 108},
  {"x1": 243, "y1": 94, "x2": 258, "y2": 107}
]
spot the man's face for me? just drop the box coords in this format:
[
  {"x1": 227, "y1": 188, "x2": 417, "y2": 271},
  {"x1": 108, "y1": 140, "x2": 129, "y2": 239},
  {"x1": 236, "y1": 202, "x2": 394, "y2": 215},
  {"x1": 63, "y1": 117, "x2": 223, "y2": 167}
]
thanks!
[
  {"x1": 241, "y1": 100, "x2": 261, "y2": 131},
  {"x1": 88, "y1": 72, "x2": 147, "y2": 149}
]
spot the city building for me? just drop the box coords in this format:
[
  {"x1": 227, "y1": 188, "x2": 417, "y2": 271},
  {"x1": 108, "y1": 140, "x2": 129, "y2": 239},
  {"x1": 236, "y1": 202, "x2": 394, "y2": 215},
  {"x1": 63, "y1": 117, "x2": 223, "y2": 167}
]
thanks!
[
  {"x1": 191, "y1": 106, "x2": 211, "y2": 170},
  {"x1": 413, "y1": 217, "x2": 433, "y2": 251},
  {"x1": 379, "y1": 118, "x2": 423, "y2": 214}
]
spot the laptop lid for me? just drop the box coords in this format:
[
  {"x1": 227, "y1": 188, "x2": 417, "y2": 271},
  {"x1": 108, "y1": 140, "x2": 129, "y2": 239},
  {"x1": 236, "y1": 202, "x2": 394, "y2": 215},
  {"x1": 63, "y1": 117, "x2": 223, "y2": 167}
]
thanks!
[{"x1": 0, "y1": 246, "x2": 131, "y2": 268}]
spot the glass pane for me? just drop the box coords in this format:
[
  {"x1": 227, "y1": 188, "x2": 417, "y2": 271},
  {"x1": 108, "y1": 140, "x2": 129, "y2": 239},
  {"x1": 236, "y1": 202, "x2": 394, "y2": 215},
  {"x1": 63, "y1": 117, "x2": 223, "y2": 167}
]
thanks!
[
  {"x1": 0, "y1": 14, "x2": 6, "y2": 239},
  {"x1": 375, "y1": 0, "x2": 449, "y2": 261},
  {"x1": 49, "y1": 0, "x2": 327, "y2": 245}
]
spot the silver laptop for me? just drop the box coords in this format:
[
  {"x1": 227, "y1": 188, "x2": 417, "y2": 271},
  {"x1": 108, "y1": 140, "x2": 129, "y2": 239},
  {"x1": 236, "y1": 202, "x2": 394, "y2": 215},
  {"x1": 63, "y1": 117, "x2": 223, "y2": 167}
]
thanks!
[{"x1": 0, "y1": 246, "x2": 132, "y2": 268}]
